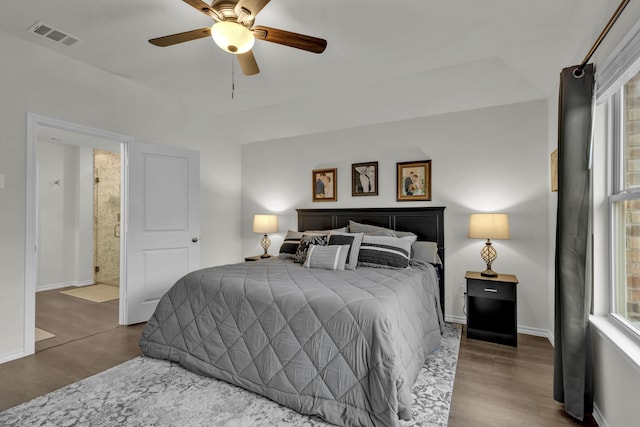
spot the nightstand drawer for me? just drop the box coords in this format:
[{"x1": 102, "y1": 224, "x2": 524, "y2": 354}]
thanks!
[
  {"x1": 467, "y1": 279, "x2": 515, "y2": 301},
  {"x1": 245, "y1": 255, "x2": 273, "y2": 262}
]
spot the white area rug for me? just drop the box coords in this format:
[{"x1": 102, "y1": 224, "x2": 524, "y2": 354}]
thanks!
[
  {"x1": 34, "y1": 328, "x2": 55, "y2": 342},
  {"x1": 60, "y1": 284, "x2": 119, "y2": 303},
  {"x1": 0, "y1": 324, "x2": 461, "y2": 427}
]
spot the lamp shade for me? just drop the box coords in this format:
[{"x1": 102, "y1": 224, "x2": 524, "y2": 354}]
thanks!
[
  {"x1": 468, "y1": 213, "x2": 510, "y2": 240},
  {"x1": 253, "y1": 214, "x2": 278, "y2": 234},
  {"x1": 211, "y1": 21, "x2": 255, "y2": 54}
]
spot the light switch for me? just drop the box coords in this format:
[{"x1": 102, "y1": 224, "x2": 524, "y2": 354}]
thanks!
[{"x1": 0, "y1": 174, "x2": 4, "y2": 189}]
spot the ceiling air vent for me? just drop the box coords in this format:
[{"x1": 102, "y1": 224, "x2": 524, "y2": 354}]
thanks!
[{"x1": 27, "y1": 21, "x2": 82, "y2": 47}]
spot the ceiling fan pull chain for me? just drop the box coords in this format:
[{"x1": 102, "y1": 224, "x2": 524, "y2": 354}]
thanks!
[{"x1": 231, "y1": 55, "x2": 235, "y2": 100}]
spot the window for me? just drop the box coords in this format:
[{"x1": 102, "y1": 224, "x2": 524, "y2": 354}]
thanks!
[{"x1": 610, "y1": 67, "x2": 640, "y2": 333}]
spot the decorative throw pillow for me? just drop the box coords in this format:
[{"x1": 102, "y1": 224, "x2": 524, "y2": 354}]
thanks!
[
  {"x1": 400, "y1": 234, "x2": 418, "y2": 244},
  {"x1": 327, "y1": 231, "x2": 364, "y2": 270},
  {"x1": 295, "y1": 234, "x2": 327, "y2": 264},
  {"x1": 304, "y1": 227, "x2": 348, "y2": 235},
  {"x1": 279, "y1": 230, "x2": 304, "y2": 259},
  {"x1": 348, "y1": 220, "x2": 417, "y2": 240},
  {"x1": 348, "y1": 220, "x2": 396, "y2": 236},
  {"x1": 395, "y1": 230, "x2": 418, "y2": 239},
  {"x1": 357, "y1": 235, "x2": 413, "y2": 269},
  {"x1": 411, "y1": 241, "x2": 442, "y2": 265},
  {"x1": 303, "y1": 244, "x2": 351, "y2": 270}
]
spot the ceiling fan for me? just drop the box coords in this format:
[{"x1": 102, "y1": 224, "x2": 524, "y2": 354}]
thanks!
[{"x1": 149, "y1": 0, "x2": 327, "y2": 76}]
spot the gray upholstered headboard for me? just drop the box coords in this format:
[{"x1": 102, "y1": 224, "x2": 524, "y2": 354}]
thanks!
[{"x1": 297, "y1": 207, "x2": 445, "y2": 316}]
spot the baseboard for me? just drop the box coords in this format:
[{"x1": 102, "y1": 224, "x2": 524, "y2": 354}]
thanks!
[
  {"x1": 518, "y1": 325, "x2": 554, "y2": 345},
  {"x1": 593, "y1": 403, "x2": 607, "y2": 427},
  {"x1": 37, "y1": 280, "x2": 94, "y2": 292},
  {"x1": 445, "y1": 314, "x2": 466, "y2": 325},
  {"x1": 0, "y1": 350, "x2": 26, "y2": 365},
  {"x1": 444, "y1": 315, "x2": 554, "y2": 345}
]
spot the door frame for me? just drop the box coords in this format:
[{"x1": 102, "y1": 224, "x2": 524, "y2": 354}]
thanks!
[{"x1": 25, "y1": 113, "x2": 133, "y2": 356}]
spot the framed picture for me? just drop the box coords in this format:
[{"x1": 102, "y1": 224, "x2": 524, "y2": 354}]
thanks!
[
  {"x1": 551, "y1": 149, "x2": 558, "y2": 192},
  {"x1": 312, "y1": 168, "x2": 337, "y2": 202},
  {"x1": 352, "y1": 161, "x2": 378, "y2": 196},
  {"x1": 396, "y1": 160, "x2": 432, "y2": 201}
]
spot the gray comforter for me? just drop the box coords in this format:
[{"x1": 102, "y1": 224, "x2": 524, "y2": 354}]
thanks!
[{"x1": 139, "y1": 258, "x2": 443, "y2": 427}]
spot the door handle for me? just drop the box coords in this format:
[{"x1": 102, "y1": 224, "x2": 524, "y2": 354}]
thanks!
[{"x1": 192, "y1": 237, "x2": 199, "y2": 243}]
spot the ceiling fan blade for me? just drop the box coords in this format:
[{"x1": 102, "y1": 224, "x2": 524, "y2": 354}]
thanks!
[
  {"x1": 252, "y1": 26, "x2": 327, "y2": 54},
  {"x1": 182, "y1": 0, "x2": 222, "y2": 20},
  {"x1": 149, "y1": 27, "x2": 212, "y2": 47},
  {"x1": 235, "y1": 0, "x2": 271, "y2": 21},
  {"x1": 237, "y1": 51, "x2": 260, "y2": 75}
]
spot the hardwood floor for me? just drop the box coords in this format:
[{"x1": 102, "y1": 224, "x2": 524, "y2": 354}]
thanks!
[
  {"x1": 35, "y1": 286, "x2": 121, "y2": 352},
  {"x1": 449, "y1": 327, "x2": 598, "y2": 427},
  {"x1": 0, "y1": 288, "x2": 144, "y2": 412},
  {"x1": 0, "y1": 292, "x2": 598, "y2": 426}
]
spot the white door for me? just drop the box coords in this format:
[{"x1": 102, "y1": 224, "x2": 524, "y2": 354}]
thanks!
[{"x1": 123, "y1": 142, "x2": 200, "y2": 324}]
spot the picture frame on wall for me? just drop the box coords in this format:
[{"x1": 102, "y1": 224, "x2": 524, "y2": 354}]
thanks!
[
  {"x1": 551, "y1": 149, "x2": 558, "y2": 192},
  {"x1": 312, "y1": 168, "x2": 337, "y2": 202},
  {"x1": 352, "y1": 161, "x2": 378, "y2": 196},
  {"x1": 396, "y1": 160, "x2": 432, "y2": 201}
]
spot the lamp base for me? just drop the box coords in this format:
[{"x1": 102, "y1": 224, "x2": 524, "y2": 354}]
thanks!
[
  {"x1": 481, "y1": 269, "x2": 498, "y2": 277},
  {"x1": 480, "y1": 240, "x2": 498, "y2": 277},
  {"x1": 260, "y1": 234, "x2": 271, "y2": 258}
]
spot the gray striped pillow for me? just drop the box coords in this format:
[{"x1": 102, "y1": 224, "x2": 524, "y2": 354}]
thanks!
[
  {"x1": 303, "y1": 244, "x2": 350, "y2": 270},
  {"x1": 357, "y1": 235, "x2": 412, "y2": 269},
  {"x1": 279, "y1": 230, "x2": 304, "y2": 259},
  {"x1": 327, "y1": 231, "x2": 364, "y2": 270}
]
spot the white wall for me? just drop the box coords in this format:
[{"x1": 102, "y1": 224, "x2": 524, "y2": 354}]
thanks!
[
  {"x1": 36, "y1": 142, "x2": 94, "y2": 291},
  {"x1": 77, "y1": 146, "x2": 94, "y2": 285},
  {"x1": 36, "y1": 141, "x2": 66, "y2": 288},
  {"x1": 37, "y1": 142, "x2": 77, "y2": 289},
  {"x1": 0, "y1": 30, "x2": 242, "y2": 361},
  {"x1": 241, "y1": 100, "x2": 550, "y2": 333},
  {"x1": 591, "y1": 326, "x2": 640, "y2": 427},
  {"x1": 546, "y1": 89, "x2": 559, "y2": 344}
]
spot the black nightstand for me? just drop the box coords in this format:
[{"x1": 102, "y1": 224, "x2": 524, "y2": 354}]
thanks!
[
  {"x1": 465, "y1": 271, "x2": 518, "y2": 347},
  {"x1": 244, "y1": 255, "x2": 273, "y2": 262}
]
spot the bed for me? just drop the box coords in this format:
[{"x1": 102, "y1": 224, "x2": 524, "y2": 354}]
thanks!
[{"x1": 139, "y1": 207, "x2": 446, "y2": 427}]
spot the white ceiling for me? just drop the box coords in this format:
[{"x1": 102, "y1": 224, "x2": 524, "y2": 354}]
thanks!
[{"x1": 0, "y1": 1, "x2": 614, "y2": 144}]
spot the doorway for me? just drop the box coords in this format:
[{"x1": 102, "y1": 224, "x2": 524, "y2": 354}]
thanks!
[
  {"x1": 24, "y1": 113, "x2": 132, "y2": 356},
  {"x1": 33, "y1": 133, "x2": 124, "y2": 352}
]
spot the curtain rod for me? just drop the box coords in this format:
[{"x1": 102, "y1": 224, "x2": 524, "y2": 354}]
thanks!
[{"x1": 576, "y1": 0, "x2": 630, "y2": 74}]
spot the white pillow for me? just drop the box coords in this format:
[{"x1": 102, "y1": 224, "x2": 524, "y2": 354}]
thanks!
[
  {"x1": 348, "y1": 220, "x2": 395, "y2": 236},
  {"x1": 348, "y1": 220, "x2": 417, "y2": 240},
  {"x1": 412, "y1": 241, "x2": 442, "y2": 265},
  {"x1": 303, "y1": 244, "x2": 351, "y2": 270}
]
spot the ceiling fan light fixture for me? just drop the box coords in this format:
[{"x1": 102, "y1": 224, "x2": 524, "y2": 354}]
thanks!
[{"x1": 211, "y1": 21, "x2": 255, "y2": 54}]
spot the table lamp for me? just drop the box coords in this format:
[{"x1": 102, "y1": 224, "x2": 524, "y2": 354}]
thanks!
[
  {"x1": 253, "y1": 214, "x2": 279, "y2": 258},
  {"x1": 468, "y1": 213, "x2": 510, "y2": 277}
]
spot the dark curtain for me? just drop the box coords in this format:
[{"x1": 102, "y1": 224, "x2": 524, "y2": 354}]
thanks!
[{"x1": 554, "y1": 63, "x2": 594, "y2": 421}]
